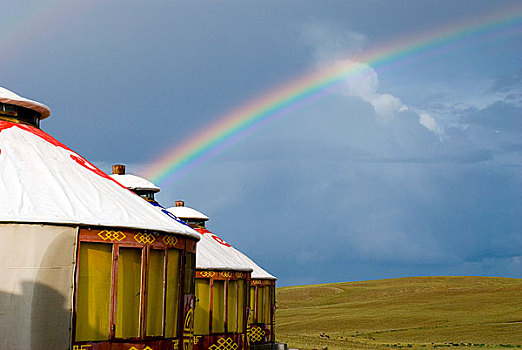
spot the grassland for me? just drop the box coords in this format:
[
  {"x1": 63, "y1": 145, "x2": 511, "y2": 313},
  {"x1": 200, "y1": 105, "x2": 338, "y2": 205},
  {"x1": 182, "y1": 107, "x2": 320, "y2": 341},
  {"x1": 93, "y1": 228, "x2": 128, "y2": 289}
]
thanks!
[{"x1": 275, "y1": 276, "x2": 522, "y2": 350}]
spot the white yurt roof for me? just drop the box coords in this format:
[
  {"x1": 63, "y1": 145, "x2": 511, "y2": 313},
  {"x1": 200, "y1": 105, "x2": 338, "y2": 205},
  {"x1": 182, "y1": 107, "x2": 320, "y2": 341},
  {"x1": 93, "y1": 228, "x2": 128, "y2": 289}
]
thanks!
[
  {"x1": 110, "y1": 173, "x2": 160, "y2": 192},
  {"x1": 167, "y1": 205, "x2": 274, "y2": 278},
  {"x1": 193, "y1": 228, "x2": 253, "y2": 272},
  {"x1": 168, "y1": 205, "x2": 209, "y2": 221},
  {"x1": 0, "y1": 87, "x2": 51, "y2": 119},
  {"x1": 0, "y1": 111, "x2": 198, "y2": 239}
]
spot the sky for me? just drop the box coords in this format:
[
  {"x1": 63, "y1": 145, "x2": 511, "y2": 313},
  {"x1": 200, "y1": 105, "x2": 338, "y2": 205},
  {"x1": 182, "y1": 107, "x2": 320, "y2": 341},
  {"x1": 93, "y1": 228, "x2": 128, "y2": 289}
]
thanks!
[{"x1": 1, "y1": 0, "x2": 521, "y2": 286}]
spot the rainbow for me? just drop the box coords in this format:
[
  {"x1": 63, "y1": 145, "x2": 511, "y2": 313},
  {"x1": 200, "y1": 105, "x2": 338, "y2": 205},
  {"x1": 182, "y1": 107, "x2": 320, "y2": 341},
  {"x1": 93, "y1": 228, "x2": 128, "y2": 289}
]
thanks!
[{"x1": 143, "y1": 4, "x2": 522, "y2": 187}]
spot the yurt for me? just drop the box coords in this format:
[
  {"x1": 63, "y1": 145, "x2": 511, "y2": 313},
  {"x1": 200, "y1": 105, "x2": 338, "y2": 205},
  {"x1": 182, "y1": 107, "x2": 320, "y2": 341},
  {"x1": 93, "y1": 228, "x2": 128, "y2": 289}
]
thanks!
[
  {"x1": 167, "y1": 202, "x2": 255, "y2": 350},
  {"x1": 167, "y1": 202, "x2": 278, "y2": 349},
  {"x1": 0, "y1": 87, "x2": 200, "y2": 350},
  {"x1": 111, "y1": 169, "x2": 254, "y2": 350}
]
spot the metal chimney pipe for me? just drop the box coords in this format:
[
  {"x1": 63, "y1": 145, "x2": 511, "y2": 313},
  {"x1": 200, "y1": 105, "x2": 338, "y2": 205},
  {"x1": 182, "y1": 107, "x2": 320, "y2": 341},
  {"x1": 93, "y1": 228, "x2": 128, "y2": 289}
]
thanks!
[{"x1": 112, "y1": 164, "x2": 126, "y2": 175}]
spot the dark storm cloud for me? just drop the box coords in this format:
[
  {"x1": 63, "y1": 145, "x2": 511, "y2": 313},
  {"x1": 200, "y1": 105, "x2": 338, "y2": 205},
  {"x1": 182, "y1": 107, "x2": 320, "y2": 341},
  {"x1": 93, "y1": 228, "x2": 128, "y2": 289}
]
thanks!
[{"x1": 462, "y1": 101, "x2": 522, "y2": 132}]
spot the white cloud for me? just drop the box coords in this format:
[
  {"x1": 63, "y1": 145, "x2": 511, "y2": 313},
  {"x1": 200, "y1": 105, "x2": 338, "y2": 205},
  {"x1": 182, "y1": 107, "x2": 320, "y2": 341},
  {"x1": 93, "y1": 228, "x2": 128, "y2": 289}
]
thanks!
[
  {"x1": 419, "y1": 112, "x2": 444, "y2": 139},
  {"x1": 330, "y1": 59, "x2": 409, "y2": 121},
  {"x1": 370, "y1": 93, "x2": 408, "y2": 120}
]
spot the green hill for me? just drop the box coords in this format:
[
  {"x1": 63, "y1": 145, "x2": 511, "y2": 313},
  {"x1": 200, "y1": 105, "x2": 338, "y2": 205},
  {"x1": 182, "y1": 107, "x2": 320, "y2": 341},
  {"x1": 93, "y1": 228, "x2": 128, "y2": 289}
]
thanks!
[{"x1": 275, "y1": 276, "x2": 522, "y2": 350}]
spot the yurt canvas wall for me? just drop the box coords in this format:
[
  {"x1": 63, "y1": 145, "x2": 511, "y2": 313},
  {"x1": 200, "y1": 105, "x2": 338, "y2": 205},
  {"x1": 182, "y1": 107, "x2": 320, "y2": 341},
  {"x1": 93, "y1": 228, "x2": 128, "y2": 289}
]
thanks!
[{"x1": 0, "y1": 224, "x2": 76, "y2": 349}]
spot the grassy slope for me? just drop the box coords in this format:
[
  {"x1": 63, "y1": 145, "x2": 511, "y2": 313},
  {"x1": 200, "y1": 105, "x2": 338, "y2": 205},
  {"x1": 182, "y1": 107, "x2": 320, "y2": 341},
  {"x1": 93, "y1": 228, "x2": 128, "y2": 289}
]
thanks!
[{"x1": 275, "y1": 276, "x2": 522, "y2": 350}]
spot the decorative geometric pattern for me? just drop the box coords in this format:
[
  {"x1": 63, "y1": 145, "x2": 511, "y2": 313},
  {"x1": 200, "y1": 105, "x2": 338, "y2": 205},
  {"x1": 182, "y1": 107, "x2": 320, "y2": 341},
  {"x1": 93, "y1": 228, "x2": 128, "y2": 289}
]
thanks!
[
  {"x1": 172, "y1": 340, "x2": 179, "y2": 350},
  {"x1": 252, "y1": 280, "x2": 261, "y2": 285},
  {"x1": 235, "y1": 272, "x2": 244, "y2": 278},
  {"x1": 183, "y1": 337, "x2": 193, "y2": 350},
  {"x1": 134, "y1": 232, "x2": 155, "y2": 244},
  {"x1": 128, "y1": 347, "x2": 152, "y2": 350},
  {"x1": 200, "y1": 271, "x2": 215, "y2": 278},
  {"x1": 248, "y1": 326, "x2": 265, "y2": 342},
  {"x1": 98, "y1": 230, "x2": 126, "y2": 241},
  {"x1": 163, "y1": 235, "x2": 178, "y2": 246},
  {"x1": 209, "y1": 337, "x2": 238, "y2": 350},
  {"x1": 193, "y1": 335, "x2": 202, "y2": 344},
  {"x1": 221, "y1": 271, "x2": 232, "y2": 278},
  {"x1": 184, "y1": 309, "x2": 194, "y2": 332}
]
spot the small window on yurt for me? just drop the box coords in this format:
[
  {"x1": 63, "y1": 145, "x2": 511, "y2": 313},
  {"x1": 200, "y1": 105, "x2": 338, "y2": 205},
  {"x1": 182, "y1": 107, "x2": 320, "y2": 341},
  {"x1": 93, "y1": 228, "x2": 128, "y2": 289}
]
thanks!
[
  {"x1": 116, "y1": 247, "x2": 143, "y2": 339},
  {"x1": 0, "y1": 103, "x2": 41, "y2": 127},
  {"x1": 227, "y1": 280, "x2": 238, "y2": 333},
  {"x1": 212, "y1": 280, "x2": 226, "y2": 333},
  {"x1": 237, "y1": 279, "x2": 246, "y2": 332},
  {"x1": 165, "y1": 249, "x2": 181, "y2": 338},
  {"x1": 146, "y1": 249, "x2": 166, "y2": 337},
  {"x1": 186, "y1": 219, "x2": 206, "y2": 228},
  {"x1": 0, "y1": 103, "x2": 17, "y2": 116},
  {"x1": 194, "y1": 279, "x2": 211, "y2": 335},
  {"x1": 76, "y1": 243, "x2": 113, "y2": 341}
]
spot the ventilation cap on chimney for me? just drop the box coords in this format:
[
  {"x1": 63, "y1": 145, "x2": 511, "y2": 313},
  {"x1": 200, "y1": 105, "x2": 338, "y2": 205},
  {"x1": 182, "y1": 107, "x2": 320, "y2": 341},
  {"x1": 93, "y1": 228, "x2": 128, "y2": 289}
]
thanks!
[
  {"x1": 167, "y1": 202, "x2": 209, "y2": 221},
  {"x1": 0, "y1": 86, "x2": 51, "y2": 119},
  {"x1": 109, "y1": 164, "x2": 160, "y2": 193}
]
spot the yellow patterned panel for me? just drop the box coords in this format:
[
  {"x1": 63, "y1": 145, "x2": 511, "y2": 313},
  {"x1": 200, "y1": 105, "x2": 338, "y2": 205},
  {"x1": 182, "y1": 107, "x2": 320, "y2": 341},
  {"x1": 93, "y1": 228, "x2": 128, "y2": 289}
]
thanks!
[
  {"x1": 98, "y1": 230, "x2": 126, "y2": 241},
  {"x1": 209, "y1": 337, "x2": 239, "y2": 350},
  {"x1": 200, "y1": 271, "x2": 215, "y2": 278},
  {"x1": 134, "y1": 232, "x2": 156, "y2": 244},
  {"x1": 248, "y1": 326, "x2": 265, "y2": 343},
  {"x1": 163, "y1": 235, "x2": 178, "y2": 246},
  {"x1": 221, "y1": 271, "x2": 232, "y2": 278}
]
